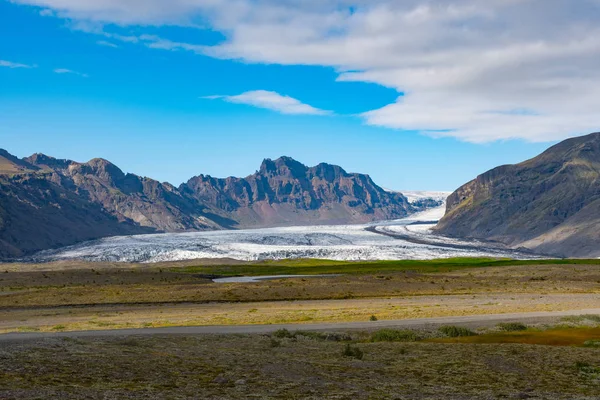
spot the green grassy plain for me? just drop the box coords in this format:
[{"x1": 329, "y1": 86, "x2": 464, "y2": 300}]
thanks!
[{"x1": 172, "y1": 257, "x2": 600, "y2": 276}]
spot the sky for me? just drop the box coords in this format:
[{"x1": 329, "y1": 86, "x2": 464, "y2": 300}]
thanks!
[{"x1": 1, "y1": 0, "x2": 599, "y2": 191}]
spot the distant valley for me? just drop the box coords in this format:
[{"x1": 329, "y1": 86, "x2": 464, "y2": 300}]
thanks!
[
  {"x1": 0, "y1": 151, "x2": 439, "y2": 258},
  {"x1": 4, "y1": 132, "x2": 600, "y2": 260}
]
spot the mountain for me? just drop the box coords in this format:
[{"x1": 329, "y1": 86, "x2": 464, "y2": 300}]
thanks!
[
  {"x1": 182, "y1": 156, "x2": 414, "y2": 228},
  {"x1": 0, "y1": 153, "x2": 224, "y2": 258},
  {"x1": 23, "y1": 154, "x2": 224, "y2": 232},
  {"x1": 0, "y1": 152, "x2": 418, "y2": 258},
  {"x1": 435, "y1": 132, "x2": 600, "y2": 257}
]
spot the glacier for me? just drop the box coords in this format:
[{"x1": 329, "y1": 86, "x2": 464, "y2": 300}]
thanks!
[{"x1": 31, "y1": 202, "x2": 537, "y2": 263}]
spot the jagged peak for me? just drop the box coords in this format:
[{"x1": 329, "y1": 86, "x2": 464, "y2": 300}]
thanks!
[
  {"x1": 25, "y1": 153, "x2": 73, "y2": 170},
  {"x1": 86, "y1": 157, "x2": 115, "y2": 166},
  {"x1": 78, "y1": 157, "x2": 126, "y2": 182},
  {"x1": 259, "y1": 156, "x2": 309, "y2": 177}
]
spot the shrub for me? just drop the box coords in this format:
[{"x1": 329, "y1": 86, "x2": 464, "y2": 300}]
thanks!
[
  {"x1": 270, "y1": 338, "x2": 281, "y2": 348},
  {"x1": 370, "y1": 315, "x2": 378, "y2": 321},
  {"x1": 272, "y1": 329, "x2": 295, "y2": 339},
  {"x1": 576, "y1": 362, "x2": 600, "y2": 375},
  {"x1": 370, "y1": 329, "x2": 420, "y2": 342},
  {"x1": 117, "y1": 338, "x2": 143, "y2": 347},
  {"x1": 438, "y1": 326, "x2": 477, "y2": 337},
  {"x1": 497, "y1": 322, "x2": 528, "y2": 332},
  {"x1": 342, "y1": 344, "x2": 364, "y2": 360},
  {"x1": 297, "y1": 331, "x2": 352, "y2": 342},
  {"x1": 582, "y1": 315, "x2": 600, "y2": 323},
  {"x1": 583, "y1": 340, "x2": 600, "y2": 348},
  {"x1": 562, "y1": 315, "x2": 600, "y2": 324}
]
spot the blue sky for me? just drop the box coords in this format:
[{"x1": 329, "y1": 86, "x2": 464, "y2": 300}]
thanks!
[{"x1": 2, "y1": 0, "x2": 598, "y2": 191}]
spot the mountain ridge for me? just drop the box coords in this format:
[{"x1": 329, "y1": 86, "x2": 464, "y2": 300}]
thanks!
[
  {"x1": 0, "y1": 150, "x2": 427, "y2": 258},
  {"x1": 182, "y1": 156, "x2": 414, "y2": 228}
]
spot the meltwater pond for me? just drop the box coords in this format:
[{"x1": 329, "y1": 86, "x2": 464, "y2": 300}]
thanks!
[
  {"x1": 32, "y1": 206, "x2": 536, "y2": 263},
  {"x1": 212, "y1": 275, "x2": 342, "y2": 283}
]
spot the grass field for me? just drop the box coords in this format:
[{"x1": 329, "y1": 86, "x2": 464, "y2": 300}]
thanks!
[
  {"x1": 2, "y1": 322, "x2": 600, "y2": 399},
  {"x1": 1, "y1": 258, "x2": 599, "y2": 333},
  {"x1": 172, "y1": 257, "x2": 600, "y2": 276},
  {"x1": 2, "y1": 258, "x2": 600, "y2": 398},
  {"x1": 1, "y1": 259, "x2": 599, "y2": 309}
]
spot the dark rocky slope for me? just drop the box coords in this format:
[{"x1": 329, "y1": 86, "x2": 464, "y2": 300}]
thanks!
[
  {"x1": 0, "y1": 153, "x2": 224, "y2": 258},
  {"x1": 435, "y1": 132, "x2": 600, "y2": 257}
]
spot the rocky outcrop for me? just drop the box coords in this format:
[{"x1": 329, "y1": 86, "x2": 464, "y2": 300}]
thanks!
[{"x1": 435, "y1": 132, "x2": 600, "y2": 257}]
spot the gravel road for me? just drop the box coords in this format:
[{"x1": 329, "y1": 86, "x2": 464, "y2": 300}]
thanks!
[{"x1": 2, "y1": 308, "x2": 599, "y2": 343}]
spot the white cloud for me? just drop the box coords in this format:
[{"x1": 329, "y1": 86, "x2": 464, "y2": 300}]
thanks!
[
  {"x1": 96, "y1": 40, "x2": 118, "y2": 48},
  {"x1": 204, "y1": 90, "x2": 330, "y2": 116},
  {"x1": 39, "y1": 8, "x2": 54, "y2": 16},
  {"x1": 0, "y1": 60, "x2": 35, "y2": 69},
  {"x1": 11, "y1": 0, "x2": 600, "y2": 142},
  {"x1": 54, "y1": 68, "x2": 89, "y2": 78}
]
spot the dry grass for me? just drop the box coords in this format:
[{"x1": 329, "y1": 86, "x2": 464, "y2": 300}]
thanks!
[
  {"x1": 432, "y1": 327, "x2": 600, "y2": 346},
  {"x1": 1, "y1": 264, "x2": 599, "y2": 309},
  {"x1": 1, "y1": 262, "x2": 599, "y2": 334},
  {"x1": 2, "y1": 293, "x2": 599, "y2": 333},
  {"x1": 1, "y1": 331, "x2": 600, "y2": 399}
]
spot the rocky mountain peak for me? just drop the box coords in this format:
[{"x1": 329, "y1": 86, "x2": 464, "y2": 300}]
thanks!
[
  {"x1": 182, "y1": 156, "x2": 415, "y2": 228},
  {"x1": 25, "y1": 153, "x2": 73, "y2": 170},
  {"x1": 259, "y1": 156, "x2": 308, "y2": 178},
  {"x1": 80, "y1": 158, "x2": 126, "y2": 183}
]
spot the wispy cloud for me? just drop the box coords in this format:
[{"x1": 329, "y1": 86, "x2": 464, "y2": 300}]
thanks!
[
  {"x1": 96, "y1": 40, "x2": 118, "y2": 48},
  {"x1": 204, "y1": 90, "x2": 331, "y2": 116},
  {"x1": 11, "y1": 0, "x2": 600, "y2": 143},
  {"x1": 0, "y1": 60, "x2": 35, "y2": 69},
  {"x1": 39, "y1": 8, "x2": 54, "y2": 17},
  {"x1": 54, "y1": 68, "x2": 88, "y2": 78}
]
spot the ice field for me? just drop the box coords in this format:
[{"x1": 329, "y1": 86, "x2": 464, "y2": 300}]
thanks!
[{"x1": 32, "y1": 203, "x2": 533, "y2": 263}]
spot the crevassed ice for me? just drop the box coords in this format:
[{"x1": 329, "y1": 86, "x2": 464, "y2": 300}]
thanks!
[{"x1": 32, "y1": 205, "x2": 532, "y2": 263}]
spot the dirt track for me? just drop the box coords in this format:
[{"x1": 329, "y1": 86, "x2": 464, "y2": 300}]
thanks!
[{"x1": 2, "y1": 308, "x2": 600, "y2": 343}]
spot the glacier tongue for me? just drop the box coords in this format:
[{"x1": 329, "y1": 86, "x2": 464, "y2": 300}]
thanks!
[{"x1": 32, "y1": 205, "x2": 532, "y2": 263}]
